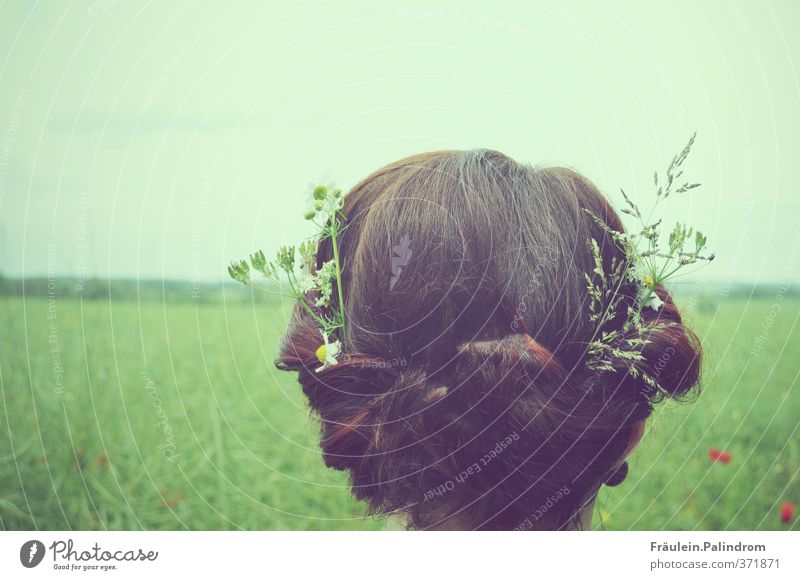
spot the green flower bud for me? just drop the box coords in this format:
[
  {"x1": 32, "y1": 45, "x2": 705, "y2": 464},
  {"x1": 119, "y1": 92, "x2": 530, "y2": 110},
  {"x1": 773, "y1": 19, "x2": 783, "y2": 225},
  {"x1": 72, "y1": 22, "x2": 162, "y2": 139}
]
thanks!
[
  {"x1": 313, "y1": 185, "x2": 328, "y2": 200},
  {"x1": 303, "y1": 209, "x2": 316, "y2": 220}
]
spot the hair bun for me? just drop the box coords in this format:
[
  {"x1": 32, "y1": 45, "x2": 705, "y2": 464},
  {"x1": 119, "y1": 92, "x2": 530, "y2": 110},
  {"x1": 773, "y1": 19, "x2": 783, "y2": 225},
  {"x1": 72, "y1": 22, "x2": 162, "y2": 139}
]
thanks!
[
  {"x1": 275, "y1": 149, "x2": 704, "y2": 529},
  {"x1": 281, "y1": 327, "x2": 631, "y2": 529},
  {"x1": 451, "y1": 333, "x2": 566, "y2": 400},
  {"x1": 593, "y1": 286, "x2": 703, "y2": 403}
]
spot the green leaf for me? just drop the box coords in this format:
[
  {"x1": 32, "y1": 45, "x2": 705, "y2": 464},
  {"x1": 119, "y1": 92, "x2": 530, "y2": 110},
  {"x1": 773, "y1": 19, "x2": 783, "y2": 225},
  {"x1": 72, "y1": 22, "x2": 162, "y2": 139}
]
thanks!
[{"x1": 227, "y1": 260, "x2": 251, "y2": 285}]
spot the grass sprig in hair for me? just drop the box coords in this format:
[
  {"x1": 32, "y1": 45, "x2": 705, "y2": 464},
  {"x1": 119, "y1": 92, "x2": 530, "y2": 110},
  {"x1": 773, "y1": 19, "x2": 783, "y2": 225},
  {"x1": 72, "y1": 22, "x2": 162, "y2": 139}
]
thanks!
[
  {"x1": 228, "y1": 184, "x2": 348, "y2": 372},
  {"x1": 584, "y1": 133, "x2": 714, "y2": 393}
]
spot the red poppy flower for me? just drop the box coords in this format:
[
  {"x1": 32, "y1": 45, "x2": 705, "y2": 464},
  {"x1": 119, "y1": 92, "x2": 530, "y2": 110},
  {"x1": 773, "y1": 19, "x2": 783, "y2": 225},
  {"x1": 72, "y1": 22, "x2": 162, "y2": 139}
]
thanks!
[
  {"x1": 708, "y1": 448, "x2": 731, "y2": 464},
  {"x1": 780, "y1": 501, "x2": 795, "y2": 524},
  {"x1": 94, "y1": 454, "x2": 109, "y2": 470},
  {"x1": 159, "y1": 490, "x2": 187, "y2": 509}
]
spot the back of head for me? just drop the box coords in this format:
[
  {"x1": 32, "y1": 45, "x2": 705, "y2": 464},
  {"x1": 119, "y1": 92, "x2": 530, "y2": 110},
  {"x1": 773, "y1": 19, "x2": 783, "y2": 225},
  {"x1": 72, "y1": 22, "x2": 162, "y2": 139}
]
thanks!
[{"x1": 279, "y1": 149, "x2": 701, "y2": 530}]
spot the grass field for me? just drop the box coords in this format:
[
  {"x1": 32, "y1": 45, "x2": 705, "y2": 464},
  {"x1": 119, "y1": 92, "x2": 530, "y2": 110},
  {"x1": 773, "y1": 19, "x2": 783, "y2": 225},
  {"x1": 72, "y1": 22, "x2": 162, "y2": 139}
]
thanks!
[{"x1": 1, "y1": 292, "x2": 798, "y2": 531}]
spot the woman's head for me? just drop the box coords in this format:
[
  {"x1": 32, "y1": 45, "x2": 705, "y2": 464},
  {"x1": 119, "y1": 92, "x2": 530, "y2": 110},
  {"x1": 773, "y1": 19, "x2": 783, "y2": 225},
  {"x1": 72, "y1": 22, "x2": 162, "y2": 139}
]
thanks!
[{"x1": 278, "y1": 149, "x2": 701, "y2": 530}]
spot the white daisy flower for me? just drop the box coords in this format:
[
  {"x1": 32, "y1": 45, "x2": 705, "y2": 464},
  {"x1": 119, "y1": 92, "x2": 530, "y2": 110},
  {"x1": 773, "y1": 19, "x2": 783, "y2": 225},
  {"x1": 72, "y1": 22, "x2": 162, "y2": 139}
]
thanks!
[
  {"x1": 315, "y1": 331, "x2": 341, "y2": 372},
  {"x1": 647, "y1": 293, "x2": 665, "y2": 311},
  {"x1": 297, "y1": 273, "x2": 315, "y2": 294},
  {"x1": 313, "y1": 260, "x2": 337, "y2": 307}
]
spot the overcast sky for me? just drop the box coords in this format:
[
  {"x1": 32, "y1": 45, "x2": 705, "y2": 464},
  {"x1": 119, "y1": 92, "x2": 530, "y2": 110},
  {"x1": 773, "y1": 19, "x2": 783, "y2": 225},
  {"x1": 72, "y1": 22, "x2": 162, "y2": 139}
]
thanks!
[{"x1": 1, "y1": 0, "x2": 798, "y2": 284}]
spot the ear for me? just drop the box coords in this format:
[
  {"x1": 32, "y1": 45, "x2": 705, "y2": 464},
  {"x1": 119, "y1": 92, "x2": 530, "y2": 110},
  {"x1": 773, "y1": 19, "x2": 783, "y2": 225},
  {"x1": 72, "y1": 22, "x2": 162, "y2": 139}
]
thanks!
[{"x1": 623, "y1": 419, "x2": 646, "y2": 458}]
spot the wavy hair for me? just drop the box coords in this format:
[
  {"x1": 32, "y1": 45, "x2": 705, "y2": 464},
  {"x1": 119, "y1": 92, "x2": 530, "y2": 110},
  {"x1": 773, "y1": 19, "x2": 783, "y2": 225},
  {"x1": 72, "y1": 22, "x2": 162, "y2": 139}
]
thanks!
[{"x1": 278, "y1": 150, "x2": 701, "y2": 530}]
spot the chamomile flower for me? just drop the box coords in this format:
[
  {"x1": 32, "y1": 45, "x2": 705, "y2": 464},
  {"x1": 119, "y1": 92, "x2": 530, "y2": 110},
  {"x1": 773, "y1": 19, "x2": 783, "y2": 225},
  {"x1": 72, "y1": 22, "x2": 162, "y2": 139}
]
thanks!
[
  {"x1": 315, "y1": 287, "x2": 332, "y2": 308},
  {"x1": 583, "y1": 133, "x2": 712, "y2": 391},
  {"x1": 624, "y1": 261, "x2": 647, "y2": 284},
  {"x1": 634, "y1": 277, "x2": 663, "y2": 312},
  {"x1": 297, "y1": 272, "x2": 315, "y2": 294},
  {"x1": 312, "y1": 260, "x2": 337, "y2": 307},
  {"x1": 315, "y1": 261, "x2": 337, "y2": 294},
  {"x1": 315, "y1": 331, "x2": 341, "y2": 372},
  {"x1": 317, "y1": 259, "x2": 337, "y2": 280},
  {"x1": 647, "y1": 293, "x2": 665, "y2": 311}
]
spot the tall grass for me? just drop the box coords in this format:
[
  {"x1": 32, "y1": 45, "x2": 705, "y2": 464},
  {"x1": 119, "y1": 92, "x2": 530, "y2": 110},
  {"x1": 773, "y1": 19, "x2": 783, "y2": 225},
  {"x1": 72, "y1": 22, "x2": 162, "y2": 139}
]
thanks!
[{"x1": 1, "y1": 294, "x2": 797, "y2": 530}]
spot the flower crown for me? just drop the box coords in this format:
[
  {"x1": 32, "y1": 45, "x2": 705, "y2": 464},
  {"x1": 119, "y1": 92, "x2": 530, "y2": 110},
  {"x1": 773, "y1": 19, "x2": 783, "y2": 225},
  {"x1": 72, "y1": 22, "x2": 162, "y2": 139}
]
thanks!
[
  {"x1": 228, "y1": 184, "x2": 348, "y2": 372},
  {"x1": 228, "y1": 135, "x2": 713, "y2": 382},
  {"x1": 582, "y1": 133, "x2": 714, "y2": 393}
]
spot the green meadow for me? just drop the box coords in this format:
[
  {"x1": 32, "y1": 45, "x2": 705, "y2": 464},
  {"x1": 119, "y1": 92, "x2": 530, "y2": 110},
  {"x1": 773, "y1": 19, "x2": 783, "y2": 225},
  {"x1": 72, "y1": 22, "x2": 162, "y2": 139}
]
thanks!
[{"x1": 1, "y1": 288, "x2": 798, "y2": 530}]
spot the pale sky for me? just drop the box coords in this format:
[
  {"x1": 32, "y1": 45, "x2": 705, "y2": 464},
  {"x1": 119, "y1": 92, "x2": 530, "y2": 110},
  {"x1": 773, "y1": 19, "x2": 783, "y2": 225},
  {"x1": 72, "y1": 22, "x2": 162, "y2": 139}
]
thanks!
[{"x1": 1, "y1": 0, "x2": 798, "y2": 284}]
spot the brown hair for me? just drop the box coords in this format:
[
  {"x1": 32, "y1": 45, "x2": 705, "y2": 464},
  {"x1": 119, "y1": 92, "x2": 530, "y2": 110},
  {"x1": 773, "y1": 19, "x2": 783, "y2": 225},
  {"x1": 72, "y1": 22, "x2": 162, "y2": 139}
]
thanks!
[{"x1": 278, "y1": 149, "x2": 701, "y2": 530}]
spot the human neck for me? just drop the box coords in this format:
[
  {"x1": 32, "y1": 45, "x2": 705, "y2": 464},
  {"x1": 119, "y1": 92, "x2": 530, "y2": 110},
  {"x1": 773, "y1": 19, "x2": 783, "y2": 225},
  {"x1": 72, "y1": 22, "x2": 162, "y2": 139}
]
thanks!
[
  {"x1": 564, "y1": 496, "x2": 596, "y2": 530},
  {"x1": 388, "y1": 496, "x2": 598, "y2": 531}
]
